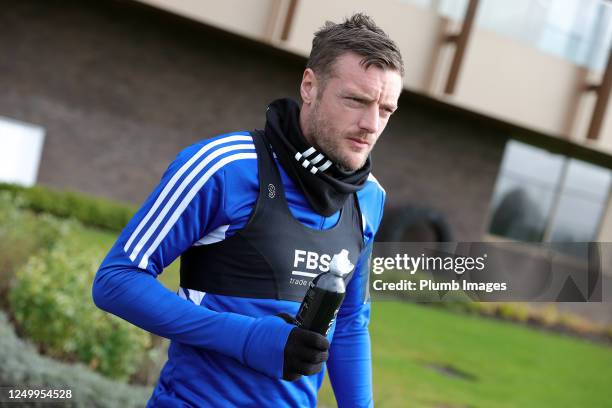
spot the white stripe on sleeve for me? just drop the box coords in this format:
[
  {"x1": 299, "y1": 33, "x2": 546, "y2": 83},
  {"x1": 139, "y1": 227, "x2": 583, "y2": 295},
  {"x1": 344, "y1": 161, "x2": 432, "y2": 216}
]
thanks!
[
  {"x1": 129, "y1": 144, "x2": 254, "y2": 262},
  {"x1": 124, "y1": 134, "x2": 252, "y2": 253},
  {"x1": 137, "y1": 152, "x2": 258, "y2": 269}
]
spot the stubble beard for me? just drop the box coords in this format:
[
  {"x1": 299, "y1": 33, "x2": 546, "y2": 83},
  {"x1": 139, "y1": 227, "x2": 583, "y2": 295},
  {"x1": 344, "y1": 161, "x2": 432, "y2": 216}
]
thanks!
[{"x1": 307, "y1": 102, "x2": 370, "y2": 173}]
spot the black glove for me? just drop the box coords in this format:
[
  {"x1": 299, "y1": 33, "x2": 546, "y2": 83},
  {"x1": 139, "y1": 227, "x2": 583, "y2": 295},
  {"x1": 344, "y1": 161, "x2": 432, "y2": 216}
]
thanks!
[{"x1": 277, "y1": 314, "x2": 330, "y2": 382}]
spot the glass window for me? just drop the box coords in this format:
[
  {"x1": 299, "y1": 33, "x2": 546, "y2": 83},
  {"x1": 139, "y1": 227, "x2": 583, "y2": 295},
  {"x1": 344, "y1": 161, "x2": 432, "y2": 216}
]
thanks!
[
  {"x1": 489, "y1": 141, "x2": 563, "y2": 241},
  {"x1": 400, "y1": 0, "x2": 612, "y2": 71},
  {"x1": 548, "y1": 160, "x2": 612, "y2": 242},
  {"x1": 488, "y1": 140, "x2": 612, "y2": 247}
]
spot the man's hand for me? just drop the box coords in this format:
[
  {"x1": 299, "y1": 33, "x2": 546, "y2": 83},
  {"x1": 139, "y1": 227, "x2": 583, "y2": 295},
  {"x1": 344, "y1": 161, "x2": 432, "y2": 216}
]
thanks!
[{"x1": 282, "y1": 324, "x2": 330, "y2": 381}]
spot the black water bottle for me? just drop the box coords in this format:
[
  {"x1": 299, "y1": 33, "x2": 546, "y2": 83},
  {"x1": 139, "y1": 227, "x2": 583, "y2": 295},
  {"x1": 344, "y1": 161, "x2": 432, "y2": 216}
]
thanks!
[{"x1": 295, "y1": 250, "x2": 354, "y2": 336}]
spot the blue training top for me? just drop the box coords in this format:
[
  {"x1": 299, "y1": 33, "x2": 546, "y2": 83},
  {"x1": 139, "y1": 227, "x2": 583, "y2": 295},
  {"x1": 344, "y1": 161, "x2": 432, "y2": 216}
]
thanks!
[{"x1": 92, "y1": 131, "x2": 386, "y2": 407}]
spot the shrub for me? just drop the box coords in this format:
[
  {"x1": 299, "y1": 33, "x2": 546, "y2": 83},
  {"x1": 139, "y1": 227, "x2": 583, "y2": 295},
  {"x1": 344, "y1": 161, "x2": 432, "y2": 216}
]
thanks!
[
  {"x1": 0, "y1": 182, "x2": 135, "y2": 232},
  {"x1": 0, "y1": 192, "x2": 69, "y2": 300},
  {"x1": 9, "y1": 242, "x2": 151, "y2": 381},
  {"x1": 538, "y1": 304, "x2": 560, "y2": 327},
  {"x1": 0, "y1": 310, "x2": 151, "y2": 407},
  {"x1": 494, "y1": 303, "x2": 529, "y2": 323},
  {"x1": 556, "y1": 311, "x2": 598, "y2": 336}
]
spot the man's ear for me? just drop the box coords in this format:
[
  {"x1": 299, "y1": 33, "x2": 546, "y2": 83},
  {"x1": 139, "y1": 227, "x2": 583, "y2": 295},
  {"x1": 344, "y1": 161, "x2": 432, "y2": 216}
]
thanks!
[{"x1": 300, "y1": 68, "x2": 318, "y2": 105}]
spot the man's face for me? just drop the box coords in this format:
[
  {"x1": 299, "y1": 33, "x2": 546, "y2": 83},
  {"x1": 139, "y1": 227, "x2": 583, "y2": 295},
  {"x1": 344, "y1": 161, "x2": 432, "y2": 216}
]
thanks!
[{"x1": 301, "y1": 52, "x2": 403, "y2": 172}]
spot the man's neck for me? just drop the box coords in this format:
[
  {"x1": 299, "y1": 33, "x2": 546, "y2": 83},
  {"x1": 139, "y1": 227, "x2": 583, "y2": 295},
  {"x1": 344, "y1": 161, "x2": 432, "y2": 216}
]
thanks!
[{"x1": 298, "y1": 105, "x2": 316, "y2": 148}]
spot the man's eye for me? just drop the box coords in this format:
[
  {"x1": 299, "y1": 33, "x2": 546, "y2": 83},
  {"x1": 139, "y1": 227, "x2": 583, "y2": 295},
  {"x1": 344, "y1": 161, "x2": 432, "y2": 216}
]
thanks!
[{"x1": 347, "y1": 97, "x2": 364, "y2": 104}]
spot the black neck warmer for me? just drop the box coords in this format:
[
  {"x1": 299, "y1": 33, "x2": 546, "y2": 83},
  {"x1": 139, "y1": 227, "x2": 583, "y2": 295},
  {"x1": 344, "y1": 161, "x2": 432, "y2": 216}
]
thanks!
[{"x1": 260, "y1": 98, "x2": 371, "y2": 216}]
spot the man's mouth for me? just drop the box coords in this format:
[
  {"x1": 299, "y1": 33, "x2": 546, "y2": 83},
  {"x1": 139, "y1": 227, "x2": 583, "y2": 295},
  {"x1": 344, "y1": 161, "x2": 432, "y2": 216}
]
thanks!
[{"x1": 347, "y1": 137, "x2": 370, "y2": 147}]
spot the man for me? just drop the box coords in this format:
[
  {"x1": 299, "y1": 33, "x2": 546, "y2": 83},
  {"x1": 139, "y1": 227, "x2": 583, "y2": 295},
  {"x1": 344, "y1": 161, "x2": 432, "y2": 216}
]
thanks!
[{"x1": 93, "y1": 13, "x2": 403, "y2": 407}]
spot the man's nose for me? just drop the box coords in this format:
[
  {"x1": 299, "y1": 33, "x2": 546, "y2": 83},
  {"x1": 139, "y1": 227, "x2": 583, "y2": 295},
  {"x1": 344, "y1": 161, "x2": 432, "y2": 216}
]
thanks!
[{"x1": 358, "y1": 105, "x2": 379, "y2": 134}]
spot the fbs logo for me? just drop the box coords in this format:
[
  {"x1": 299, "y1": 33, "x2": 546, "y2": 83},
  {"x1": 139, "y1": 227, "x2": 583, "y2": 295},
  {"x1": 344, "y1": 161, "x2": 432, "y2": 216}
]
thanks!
[
  {"x1": 293, "y1": 249, "x2": 334, "y2": 273},
  {"x1": 290, "y1": 249, "x2": 349, "y2": 285}
]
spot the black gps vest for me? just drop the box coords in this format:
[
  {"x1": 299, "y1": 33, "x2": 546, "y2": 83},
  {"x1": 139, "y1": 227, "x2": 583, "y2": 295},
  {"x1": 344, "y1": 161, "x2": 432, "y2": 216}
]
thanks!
[{"x1": 179, "y1": 131, "x2": 364, "y2": 302}]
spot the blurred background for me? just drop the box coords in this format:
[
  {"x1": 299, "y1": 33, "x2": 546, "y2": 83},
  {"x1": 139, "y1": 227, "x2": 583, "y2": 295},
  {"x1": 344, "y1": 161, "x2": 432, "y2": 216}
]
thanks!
[{"x1": 1, "y1": 0, "x2": 611, "y2": 407}]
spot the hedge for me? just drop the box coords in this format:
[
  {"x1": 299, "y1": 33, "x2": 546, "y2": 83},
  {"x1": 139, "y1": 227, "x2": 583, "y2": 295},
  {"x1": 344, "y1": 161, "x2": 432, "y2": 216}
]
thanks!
[{"x1": 0, "y1": 182, "x2": 135, "y2": 232}]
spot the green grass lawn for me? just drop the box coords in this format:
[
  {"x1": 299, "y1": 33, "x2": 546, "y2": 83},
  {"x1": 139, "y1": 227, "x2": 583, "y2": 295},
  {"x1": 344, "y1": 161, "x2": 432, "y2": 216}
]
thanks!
[
  {"x1": 78, "y1": 227, "x2": 612, "y2": 408},
  {"x1": 68, "y1": 225, "x2": 181, "y2": 290},
  {"x1": 318, "y1": 302, "x2": 612, "y2": 408}
]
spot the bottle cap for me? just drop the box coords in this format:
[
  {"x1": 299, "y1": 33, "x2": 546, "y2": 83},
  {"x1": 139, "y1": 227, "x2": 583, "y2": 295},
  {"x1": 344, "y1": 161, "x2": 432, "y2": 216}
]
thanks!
[{"x1": 329, "y1": 249, "x2": 354, "y2": 276}]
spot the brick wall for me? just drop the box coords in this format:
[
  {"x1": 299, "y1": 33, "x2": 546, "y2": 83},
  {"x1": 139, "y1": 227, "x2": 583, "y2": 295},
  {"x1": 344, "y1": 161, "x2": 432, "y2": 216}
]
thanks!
[{"x1": 0, "y1": 0, "x2": 508, "y2": 240}]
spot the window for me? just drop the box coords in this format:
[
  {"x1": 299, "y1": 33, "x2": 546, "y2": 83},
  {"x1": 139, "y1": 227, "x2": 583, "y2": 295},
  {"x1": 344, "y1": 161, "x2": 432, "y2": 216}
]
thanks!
[
  {"x1": 402, "y1": 0, "x2": 612, "y2": 71},
  {"x1": 488, "y1": 140, "x2": 611, "y2": 246}
]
